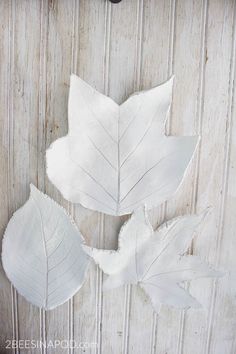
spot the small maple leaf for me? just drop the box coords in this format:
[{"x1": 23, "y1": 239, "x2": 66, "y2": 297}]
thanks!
[{"x1": 83, "y1": 207, "x2": 221, "y2": 312}]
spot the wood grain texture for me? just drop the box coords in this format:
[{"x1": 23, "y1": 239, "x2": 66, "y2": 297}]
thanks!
[
  {"x1": 0, "y1": 1, "x2": 14, "y2": 350},
  {"x1": 0, "y1": 0, "x2": 236, "y2": 353}
]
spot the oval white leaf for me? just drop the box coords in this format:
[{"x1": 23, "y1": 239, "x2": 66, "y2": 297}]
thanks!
[
  {"x1": 46, "y1": 75, "x2": 199, "y2": 216},
  {"x1": 2, "y1": 185, "x2": 89, "y2": 310}
]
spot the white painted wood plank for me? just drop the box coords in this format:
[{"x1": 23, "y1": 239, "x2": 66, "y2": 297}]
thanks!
[
  {"x1": 206, "y1": 3, "x2": 236, "y2": 353},
  {"x1": 157, "y1": 1, "x2": 206, "y2": 353},
  {"x1": 7, "y1": 1, "x2": 43, "y2": 352},
  {"x1": 0, "y1": 0, "x2": 14, "y2": 350},
  {"x1": 71, "y1": 1, "x2": 108, "y2": 353},
  {"x1": 126, "y1": 1, "x2": 171, "y2": 353},
  {"x1": 37, "y1": 2, "x2": 49, "y2": 352},
  {"x1": 100, "y1": 1, "x2": 141, "y2": 353},
  {"x1": 142, "y1": 1, "x2": 205, "y2": 353},
  {"x1": 43, "y1": 1, "x2": 77, "y2": 352},
  {"x1": 182, "y1": 1, "x2": 235, "y2": 354}
]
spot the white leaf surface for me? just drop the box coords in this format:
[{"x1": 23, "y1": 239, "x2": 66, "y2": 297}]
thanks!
[
  {"x1": 84, "y1": 207, "x2": 221, "y2": 312},
  {"x1": 2, "y1": 185, "x2": 89, "y2": 310},
  {"x1": 46, "y1": 75, "x2": 199, "y2": 216}
]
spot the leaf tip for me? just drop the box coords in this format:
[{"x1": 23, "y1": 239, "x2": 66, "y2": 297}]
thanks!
[
  {"x1": 70, "y1": 73, "x2": 79, "y2": 83},
  {"x1": 70, "y1": 74, "x2": 94, "y2": 94},
  {"x1": 30, "y1": 183, "x2": 39, "y2": 196},
  {"x1": 168, "y1": 74, "x2": 175, "y2": 85},
  {"x1": 161, "y1": 75, "x2": 175, "y2": 95},
  {"x1": 29, "y1": 184, "x2": 46, "y2": 202}
]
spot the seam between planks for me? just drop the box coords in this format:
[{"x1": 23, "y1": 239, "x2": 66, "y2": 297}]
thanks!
[
  {"x1": 122, "y1": 1, "x2": 144, "y2": 353},
  {"x1": 176, "y1": 1, "x2": 209, "y2": 353},
  {"x1": 204, "y1": 2, "x2": 236, "y2": 353},
  {"x1": 150, "y1": 1, "x2": 176, "y2": 353}
]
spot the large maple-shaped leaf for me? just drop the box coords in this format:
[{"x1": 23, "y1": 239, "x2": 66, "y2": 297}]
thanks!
[
  {"x1": 46, "y1": 75, "x2": 199, "y2": 216},
  {"x1": 84, "y1": 208, "x2": 221, "y2": 312},
  {"x1": 2, "y1": 185, "x2": 89, "y2": 310}
]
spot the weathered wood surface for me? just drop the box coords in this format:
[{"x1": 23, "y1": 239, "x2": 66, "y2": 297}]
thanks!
[{"x1": 0, "y1": 0, "x2": 235, "y2": 353}]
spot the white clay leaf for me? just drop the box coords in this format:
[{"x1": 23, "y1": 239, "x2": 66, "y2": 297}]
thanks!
[
  {"x1": 46, "y1": 75, "x2": 199, "y2": 216},
  {"x1": 2, "y1": 185, "x2": 89, "y2": 310},
  {"x1": 84, "y1": 207, "x2": 221, "y2": 312},
  {"x1": 83, "y1": 207, "x2": 153, "y2": 275}
]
